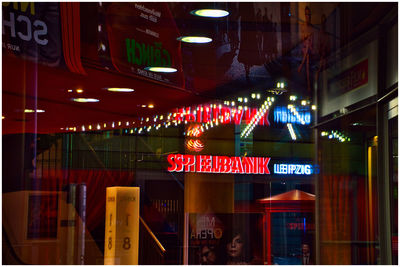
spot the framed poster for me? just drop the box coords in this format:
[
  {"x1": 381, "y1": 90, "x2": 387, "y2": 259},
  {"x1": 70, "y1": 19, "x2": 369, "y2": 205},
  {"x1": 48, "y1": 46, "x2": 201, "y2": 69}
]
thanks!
[{"x1": 188, "y1": 213, "x2": 263, "y2": 265}]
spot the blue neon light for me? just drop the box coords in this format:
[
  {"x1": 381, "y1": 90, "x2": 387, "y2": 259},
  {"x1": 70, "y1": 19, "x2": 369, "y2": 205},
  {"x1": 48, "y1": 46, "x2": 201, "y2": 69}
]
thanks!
[
  {"x1": 273, "y1": 106, "x2": 311, "y2": 125},
  {"x1": 273, "y1": 164, "x2": 313, "y2": 175}
]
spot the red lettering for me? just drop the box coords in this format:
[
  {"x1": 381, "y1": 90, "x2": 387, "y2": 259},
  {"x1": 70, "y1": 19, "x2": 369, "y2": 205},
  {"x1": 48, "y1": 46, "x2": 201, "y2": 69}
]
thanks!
[
  {"x1": 185, "y1": 107, "x2": 195, "y2": 122},
  {"x1": 231, "y1": 157, "x2": 244, "y2": 173},
  {"x1": 244, "y1": 108, "x2": 258, "y2": 122},
  {"x1": 242, "y1": 157, "x2": 255, "y2": 174},
  {"x1": 218, "y1": 156, "x2": 231, "y2": 173},
  {"x1": 203, "y1": 108, "x2": 211, "y2": 123},
  {"x1": 233, "y1": 109, "x2": 244, "y2": 125},
  {"x1": 175, "y1": 154, "x2": 184, "y2": 172},
  {"x1": 177, "y1": 108, "x2": 184, "y2": 122},
  {"x1": 196, "y1": 155, "x2": 202, "y2": 171},
  {"x1": 257, "y1": 109, "x2": 270, "y2": 126},
  {"x1": 221, "y1": 107, "x2": 231, "y2": 124},
  {"x1": 212, "y1": 156, "x2": 219, "y2": 172},
  {"x1": 202, "y1": 155, "x2": 212, "y2": 172},
  {"x1": 213, "y1": 106, "x2": 220, "y2": 123},
  {"x1": 198, "y1": 155, "x2": 205, "y2": 172},
  {"x1": 167, "y1": 154, "x2": 271, "y2": 175},
  {"x1": 257, "y1": 157, "x2": 270, "y2": 174},
  {"x1": 183, "y1": 155, "x2": 196, "y2": 172},
  {"x1": 167, "y1": 154, "x2": 177, "y2": 171},
  {"x1": 196, "y1": 107, "x2": 202, "y2": 123}
]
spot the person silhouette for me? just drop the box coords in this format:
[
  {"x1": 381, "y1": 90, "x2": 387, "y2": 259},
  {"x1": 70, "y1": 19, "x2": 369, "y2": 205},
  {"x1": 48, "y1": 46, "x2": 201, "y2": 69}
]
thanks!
[
  {"x1": 298, "y1": 6, "x2": 314, "y2": 92},
  {"x1": 316, "y1": 14, "x2": 330, "y2": 81}
]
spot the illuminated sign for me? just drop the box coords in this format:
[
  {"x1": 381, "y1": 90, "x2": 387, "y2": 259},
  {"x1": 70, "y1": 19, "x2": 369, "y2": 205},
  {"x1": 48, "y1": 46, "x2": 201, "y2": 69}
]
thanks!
[
  {"x1": 273, "y1": 164, "x2": 313, "y2": 175},
  {"x1": 274, "y1": 106, "x2": 311, "y2": 125},
  {"x1": 172, "y1": 105, "x2": 270, "y2": 126},
  {"x1": 167, "y1": 154, "x2": 271, "y2": 174},
  {"x1": 167, "y1": 154, "x2": 314, "y2": 176}
]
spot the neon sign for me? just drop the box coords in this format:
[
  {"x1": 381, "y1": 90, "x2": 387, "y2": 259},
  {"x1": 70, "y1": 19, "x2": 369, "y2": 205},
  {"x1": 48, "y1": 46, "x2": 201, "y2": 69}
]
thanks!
[
  {"x1": 167, "y1": 154, "x2": 271, "y2": 174},
  {"x1": 273, "y1": 164, "x2": 313, "y2": 175},
  {"x1": 167, "y1": 154, "x2": 314, "y2": 176},
  {"x1": 274, "y1": 106, "x2": 311, "y2": 125},
  {"x1": 172, "y1": 105, "x2": 270, "y2": 126}
]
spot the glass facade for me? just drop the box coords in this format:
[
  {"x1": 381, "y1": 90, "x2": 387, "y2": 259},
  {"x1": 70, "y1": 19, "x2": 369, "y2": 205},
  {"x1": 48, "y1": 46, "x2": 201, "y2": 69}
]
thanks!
[{"x1": 2, "y1": 2, "x2": 398, "y2": 265}]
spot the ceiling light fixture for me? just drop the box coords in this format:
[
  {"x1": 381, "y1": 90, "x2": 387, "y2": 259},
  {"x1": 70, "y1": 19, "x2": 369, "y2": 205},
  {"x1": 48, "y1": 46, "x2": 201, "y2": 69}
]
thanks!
[
  {"x1": 76, "y1": 89, "x2": 84, "y2": 93},
  {"x1": 191, "y1": 9, "x2": 229, "y2": 18},
  {"x1": 71, "y1": 98, "x2": 99, "y2": 103},
  {"x1": 177, "y1": 36, "x2": 212, "y2": 43},
  {"x1": 148, "y1": 104, "x2": 154, "y2": 108},
  {"x1": 106, "y1": 87, "x2": 135, "y2": 92},
  {"x1": 144, "y1": 67, "x2": 177, "y2": 73}
]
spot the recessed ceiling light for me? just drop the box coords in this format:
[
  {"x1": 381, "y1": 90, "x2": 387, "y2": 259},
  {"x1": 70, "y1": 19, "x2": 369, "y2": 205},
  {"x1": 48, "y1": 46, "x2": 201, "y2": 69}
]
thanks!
[
  {"x1": 24, "y1": 109, "x2": 45, "y2": 113},
  {"x1": 148, "y1": 104, "x2": 154, "y2": 108},
  {"x1": 68, "y1": 89, "x2": 73, "y2": 93},
  {"x1": 145, "y1": 67, "x2": 177, "y2": 73},
  {"x1": 141, "y1": 104, "x2": 147, "y2": 108},
  {"x1": 177, "y1": 36, "x2": 212, "y2": 43},
  {"x1": 71, "y1": 98, "x2": 99, "y2": 103},
  {"x1": 106, "y1": 88, "x2": 135, "y2": 92},
  {"x1": 76, "y1": 89, "x2": 84, "y2": 93},
  {"x1": 191, "y1": 9, "x2": 229, "y2": 18}
]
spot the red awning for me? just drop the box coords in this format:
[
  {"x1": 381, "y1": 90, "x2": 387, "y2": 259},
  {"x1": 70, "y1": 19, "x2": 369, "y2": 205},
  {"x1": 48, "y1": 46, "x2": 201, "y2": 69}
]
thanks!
[{"x1": 258, "y1": 189, "x2": 315, "y2": 203}]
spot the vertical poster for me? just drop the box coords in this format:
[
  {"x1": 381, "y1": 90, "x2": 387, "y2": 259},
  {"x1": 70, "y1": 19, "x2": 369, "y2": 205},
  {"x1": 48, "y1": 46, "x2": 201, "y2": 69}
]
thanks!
[
  {"x1": 2, "y1": 2, "x2": 62, "y2": 66},
  {"x1": 188, "y1": 213, "x2": 263, "y2": 265}
]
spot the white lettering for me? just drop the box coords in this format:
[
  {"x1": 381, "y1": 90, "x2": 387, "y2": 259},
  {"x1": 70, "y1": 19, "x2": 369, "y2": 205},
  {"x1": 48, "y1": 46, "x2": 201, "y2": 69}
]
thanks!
[
  {"x1": 2, "y1": 11, "x2": 16, "y2": 37},
  {"x1": 17, "y1": 15, "x2": 32, "y2": 41},
  {"x1": 273, "y1": 164, "x2": 313, "y2": 175},
  {"x1": 33, "y1": 19, "x2": 48, "y2": 45}
]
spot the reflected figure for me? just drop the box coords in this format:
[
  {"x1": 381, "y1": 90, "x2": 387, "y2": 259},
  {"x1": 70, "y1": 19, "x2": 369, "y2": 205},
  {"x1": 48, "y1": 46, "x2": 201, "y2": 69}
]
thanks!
[
  {"x1": 228, "y1": 2, "x2": 239, "y2": 52},
  {"x1": 201, "y1": 245, "x2": 217, "y2": 265},
  {"x1": 316, "y1": 14, "x2": 330, "y2": 81},
  {"x1": 238, "y1": 3, "x2": 261, "y2": 82},
  {"x1": 256, "y1": 8, "x2": 263, "y2": 58},
  {"x1": 302, "y1": 243, "x2": 313, "y2": 265},
  {"x1": 298, "y1": 6, "x2": 314, "y2": 92},
  {"x1": 262, "y1": 8, "x2": 272, "y2": 62}
]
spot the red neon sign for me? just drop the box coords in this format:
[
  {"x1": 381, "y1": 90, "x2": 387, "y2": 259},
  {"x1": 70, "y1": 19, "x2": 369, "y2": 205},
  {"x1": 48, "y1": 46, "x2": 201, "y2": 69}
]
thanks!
[
  {"x1": 173, "y1": 105, "x2": 270, "y2": 126},
  {"x1": 167, "y1": 154, "x2": 270, "y2": 174}
]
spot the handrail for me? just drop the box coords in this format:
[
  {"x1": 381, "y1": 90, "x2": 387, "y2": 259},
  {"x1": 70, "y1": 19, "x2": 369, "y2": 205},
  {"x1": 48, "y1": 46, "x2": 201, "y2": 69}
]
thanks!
[{"x1": 139, "y1": 216, "x2": 166, "y2": 253}]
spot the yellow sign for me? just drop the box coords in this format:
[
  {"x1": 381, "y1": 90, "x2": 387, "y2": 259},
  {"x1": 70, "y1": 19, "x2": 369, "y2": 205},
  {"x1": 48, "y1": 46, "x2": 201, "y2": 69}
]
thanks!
[{"x1": 104, "y1": 187, "x2": 140, "y2": 265}]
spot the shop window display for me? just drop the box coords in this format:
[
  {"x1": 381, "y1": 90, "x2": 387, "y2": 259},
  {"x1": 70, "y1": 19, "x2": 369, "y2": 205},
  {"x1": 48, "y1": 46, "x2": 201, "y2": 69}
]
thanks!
[{"x1": 2, "y1": 2, "x2": 397, "y2": 265}]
